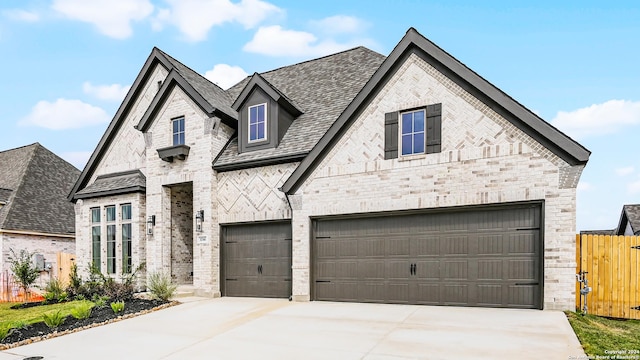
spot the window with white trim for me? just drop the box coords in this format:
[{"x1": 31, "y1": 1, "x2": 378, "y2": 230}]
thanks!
[
  {"x1": 248, "y1": 103, "x2": 267, "y2": 142},
  {"x1": 106, "y1": 205, "x2": 116, "y2": 274},
  {"x1": 172, "y1": 117, "x2": 185, "y2": 146},
  {"x1": 121, "y1": 204, "x2": 132, "y2": 274},
  {"x1": 91, "y1": 207, "x2": 101, "y2": 270}
]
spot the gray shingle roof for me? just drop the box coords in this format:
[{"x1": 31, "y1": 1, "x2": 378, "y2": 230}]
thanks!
[
  {"x1": 621, "y1": 204, "x2": 640, "y2": 235},
  {"x1": 214, "y1": 46, "x2": 386, "y2": 168},
  {"x1": 0, "y1": 143, "x2": 80, "y2": 235},
  {"x1": 0, "y1": 188, "x2": 11, "y2": 204},
  {"x1": 157, "y1": 49, "x2": 237, "y2": 120},
  {"x1": 75, "y1": 170, "x2": 146, "y2": 199}
]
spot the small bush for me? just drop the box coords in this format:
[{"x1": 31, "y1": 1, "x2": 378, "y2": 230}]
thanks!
[
  {"x1": 42, "y1": 310, "x2": 66, "y2": 329},
  {"x1": 103, "y1": 278, "x2": 134, "y2": 302},
  {"x1": 110, "y1": 301, "x2": 125, "y2": 314},
  {"x1": 147, "y1": 272, "x2": 177, "y2": 301},
  {"x1": 92, "y1": 295, "x2": 110, "y2": 308},
  {"x1": 0, "y1": 324, "x2": 11, "y2": 341},
  {"x1": 8, "y1": 248, "x2": 40, "y2": 302},
  {"x1": 43, "y1": 278, "x2": 68, "y2": 303},
  {"x1": 70, "y1": 302, "x2": 93, "y2": 320},
  {"x1": 12, "y1": 320, "x2": 29, "y2": 330}
]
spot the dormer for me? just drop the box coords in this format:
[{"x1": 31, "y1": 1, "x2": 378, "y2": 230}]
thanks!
[{"x1": 232, "y1": 73, "x2": 303, "y2": 153}]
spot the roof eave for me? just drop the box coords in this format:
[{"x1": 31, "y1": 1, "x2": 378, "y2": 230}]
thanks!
[{"x1": 73, "y1": 186, "x2": 146, "y2": 201}]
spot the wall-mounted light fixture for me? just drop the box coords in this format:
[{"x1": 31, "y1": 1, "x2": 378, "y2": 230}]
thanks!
[
  {"x1": 195, "y1": 210, "x2": 204, "y2": 232},
  {"x1": 147, "y1": 215, "x2": 156, "y2": 235}
]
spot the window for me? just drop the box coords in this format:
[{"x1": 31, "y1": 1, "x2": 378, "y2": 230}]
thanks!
[
  {"x1": 121, "y1": 204, "x2": 132, "y2": 274},
  {"x1": 172, "y1": 117, "x2": 185, "y2": 146},
  {"x1": 248, "y1": 103, "x2": 267, "y2": 142},
  {"x1": 384, "y1": 103, "x2": 442, "y2": 159},
  {"x1": 91, "y1": 208, "x2": 101, "y2": 270},
  {"x1": 106, "y1": 205, "x2": 116, "y2": 274},
  {"x1": 401, "y1": 110, "x2": 425, "y2": 155}
]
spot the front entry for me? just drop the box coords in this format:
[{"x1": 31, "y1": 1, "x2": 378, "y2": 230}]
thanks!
[
  {"x1": 221, "y1": 222, "x2": 292, "y2": 298},
  {"x1": 170, "y1": 182, "x2": 193, "y2": 285}
]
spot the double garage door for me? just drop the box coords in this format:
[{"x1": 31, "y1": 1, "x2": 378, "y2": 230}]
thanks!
[{"x1": 313, "y1": 204, "x2": 542, "y2": 309}]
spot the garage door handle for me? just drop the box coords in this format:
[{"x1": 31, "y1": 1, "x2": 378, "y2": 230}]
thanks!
[
  {"x1": 258, "y1": 265, "x2": 263, "y2": 274},
  {"x1": 410, "y1": 263, "x2": 416, "y2": 275},
  {"x1": 515, "y1": 282, "x2": 539, "y2": 286},
  {"x1": 315, "y1": 280, "x2": 331, "y2": 283}
]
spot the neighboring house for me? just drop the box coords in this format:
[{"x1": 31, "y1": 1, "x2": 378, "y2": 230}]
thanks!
[
  {"x1": 581, "y1": 204, "x2": 640, "y2": 236},
  {"x1": 69, "y1": 28, "x2": 590, "y2": 310},
  {"x1": 0, "y1": 143, "x2": 79, "y2": 283}
]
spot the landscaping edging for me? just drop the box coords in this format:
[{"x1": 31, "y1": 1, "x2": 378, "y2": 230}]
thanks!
[{"x1": 0, "y1": 301, "x2": 179, "y2": 351}]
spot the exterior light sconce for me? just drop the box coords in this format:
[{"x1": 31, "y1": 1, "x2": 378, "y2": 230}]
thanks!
[
  {"x1": 147, "y1": 215, "x2": 156, "y2": 235},
  {"x1": 195, "y1": 210, "x2": 204, "y2": 232}
]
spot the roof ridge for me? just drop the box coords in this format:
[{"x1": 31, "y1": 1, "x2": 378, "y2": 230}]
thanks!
[
  {"x1": 155, "y1": 47, "x2": 228, "y2": 94},
  {"x1": 0, "y1": 142, "x2": 38, "y2": 155},
  {"x1": 257, "y1": 46, "x2": 381, "y2": 77}
]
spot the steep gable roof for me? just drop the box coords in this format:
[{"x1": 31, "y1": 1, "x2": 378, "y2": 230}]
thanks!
[
  {"x1": 69, "y1": 47, "x2": 236, "y2": 201},
  {"x1": 231, "y1": 72, "x2": 303, "y2": 116},
  {"x1": 281, "y1": 27, "x2": 591, "y2": 194},
  {"x1": 213, "y1": 46, "x2": 385, "y2": 171},
  {"x1": 0, "y1": 143, "x2": 80, "y2": 235}
]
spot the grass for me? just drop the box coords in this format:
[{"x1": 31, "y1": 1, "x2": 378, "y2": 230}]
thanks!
[
  {"x1": 566, "y1": 311, "x2": 640, "y2": 356},
  {"x1": 0, "y1": 300, "x2": 92, "y2": 328}
]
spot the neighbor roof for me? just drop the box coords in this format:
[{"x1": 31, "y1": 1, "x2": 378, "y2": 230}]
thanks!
[
  {"x1": 616, "y1": 204, "x2": 640, "y2": 235},
  {"x1": 281, "y1": 27, "x2": 591, "y2": 193},
  {"x1": 0, "y1": 143, "x2": 80, "y2": 235},
  {"x1": 213, "y1": 46, "x2": 386, "y2": 171}
]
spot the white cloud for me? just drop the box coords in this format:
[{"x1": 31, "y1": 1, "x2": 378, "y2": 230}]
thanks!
[
  {"x1": 61, "y1": 151, "x2": 92, "y2": 170},
  {"x1": 204, "y1": 64, "x2": 249, "y2": 90},
  {"x1": 244, "y1": 25, "x2": 358, "y2": 57},
  {"x1": 577, "y1": 182, "x2": 593, "y2": 192},
  {"x1": 551, "y1": 100, "x2": 640, "y2": 139},
  {"x1": 628, "y1": 179, "x2": 640, "y2": 194},
  {"x1": 83, "y1": 82, "x2": 131, "y2": 101},
  {"x1": 615, "y1": 166, "x2": 634, "y2": 176},
  {"x1": 309, "y1": 15, "x2": 368, "y2": 35},
  {"x1": 52, "y1": 0, "x2": 154, "y2": 39},
  {"x1": 154, "y1": 0, "x2": 281, "y2": 42},
  {"x1": 3, "y1": 9, "x2": 40, "y2": 22},
  {"x1": 19, "y1": 99, "x2": 110, "y2": 130}
]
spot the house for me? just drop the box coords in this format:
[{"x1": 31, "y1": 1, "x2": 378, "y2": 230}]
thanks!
[
  {"x1": 581, "y1": 204, "x2": 640, "y2": 236},
  {"x1": 0, "y1": 143, "x2": 79, "y2": 283},
  {"x1": 69, "y1": 28, "x2": 590, "y2": 310}
]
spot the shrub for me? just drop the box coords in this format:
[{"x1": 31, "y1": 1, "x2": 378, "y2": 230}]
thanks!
[
  {"x1": 103, "y1": 278, "x2": 134, "y2": 302},
  {"x1": 147, "y1": 272, "x2": 177, "y2": 301},
  {"x1": 110, "y1": 301, "x2": 125, "y2": 314},
  {"x1": 0, "y1": 324, "x2": 11, "y2": 341},
  {"x1": 66, "y1": 263, "x2": 87, "y2": 300},
  {"x1": 43, "y1": 278, "x2": 67, "y2": 303},
  {"x1": 92, "y1": 295, "x2": 110, "y2": 308},
  {"x1": 42, "y1": 310, "x2": 66, "y2": 329},
  {"x1": 7, "y1": 248, "x2": 40, "y2": 302},
  {"x1": 70, "y1": 302, "x2": 93, "y2": 320}
]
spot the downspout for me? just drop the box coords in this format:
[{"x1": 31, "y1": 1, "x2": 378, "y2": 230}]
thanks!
[{"x1": 279, "y1": 186, "x2": 294, "y2": 302}]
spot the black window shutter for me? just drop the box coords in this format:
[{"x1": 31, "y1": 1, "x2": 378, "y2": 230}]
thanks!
[
  {"x1": 384, "y1": 112, "x2": 398, "y2": 159},
  {"x1": 426, "y1": 103, "x2": 442, "y2": 154}
]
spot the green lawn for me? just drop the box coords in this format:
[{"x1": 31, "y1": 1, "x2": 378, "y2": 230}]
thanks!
[
  {"x1": 566, "y1": 312, "x2": 640, "y2": 357},
  {"x1": 0, "y1": 300, "x2": 91, "y2": 328}
]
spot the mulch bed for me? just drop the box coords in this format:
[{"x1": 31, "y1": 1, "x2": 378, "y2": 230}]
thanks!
[{"x1": 1, "y1": 298, "x2": 177, "y2": 350}]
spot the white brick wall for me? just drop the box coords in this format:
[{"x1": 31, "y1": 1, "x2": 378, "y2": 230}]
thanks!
[
  {"x1": 1, "y1": 232, "x2": 75, "y2": 288},
  {"x1": 290, "y1": 54, "x2": 581, "y2": 310}
]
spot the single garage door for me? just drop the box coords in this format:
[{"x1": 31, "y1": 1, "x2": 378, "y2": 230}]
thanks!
[
  {"x1": 313, "y1": 204, "x2": 542, "y2": 309},
  {"x1": 222, "y1": 222, "x2": 292, "y2": 298}
]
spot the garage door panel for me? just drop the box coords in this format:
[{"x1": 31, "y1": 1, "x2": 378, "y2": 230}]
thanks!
[
  {"x1": 222, "y1": 222, "x2": 291, "y2": 298},
  {"x1": 313, "y1": 204, "x2": 542, "y2": 308}
]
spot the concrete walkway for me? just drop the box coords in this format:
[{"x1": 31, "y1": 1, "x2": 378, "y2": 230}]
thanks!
[{"x1": 1, "y1": 297, "x2": 585, "y2": 359}]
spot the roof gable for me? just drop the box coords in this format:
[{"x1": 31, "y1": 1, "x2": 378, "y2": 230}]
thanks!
[
  {"x1": 0, "y1": 143, "x2": 80, "y2": 234},
  {"x1": 616, "y1": 204, "x2": 640, "y2": 235},
  {"x1": 69, "y1": 47, "x2": 236, "y2": 201},
  {"x1": 232, "y1": 72, "x2": 303, "y2": 116},
  {"x1": 281, "y1": 27, "x2": 591, "y2": 194}
]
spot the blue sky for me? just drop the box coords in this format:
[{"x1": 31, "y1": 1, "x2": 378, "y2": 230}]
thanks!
[{"x1": 0, "y1": 1, "x2": 639, "y2": 231}]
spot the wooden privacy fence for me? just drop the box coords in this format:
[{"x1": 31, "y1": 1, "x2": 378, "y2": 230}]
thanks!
[
  {"x1": 576, "y1": 234, "x2": 640, "y2": 319},
  {"x1": 56, "y1": 252, "x2": 76, "y2": 287}
]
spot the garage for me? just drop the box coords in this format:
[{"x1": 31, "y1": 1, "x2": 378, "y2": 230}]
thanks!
[
  {"x1": 312, "y1": 203, "x2": 542, "y2": 309},
  {"x1": 221, "y1": 221, "x2": 292, "y2": 298}
]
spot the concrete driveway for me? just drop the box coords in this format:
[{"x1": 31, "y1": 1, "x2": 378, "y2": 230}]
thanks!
[{"x1": 1, "y1": 297, "x2": 585, "y2": 360}]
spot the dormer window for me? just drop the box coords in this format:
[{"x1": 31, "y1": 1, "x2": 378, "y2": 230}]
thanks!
[
  {"x1": 248, "y1": 103, "x2": 267, "y2": 142},
  {"x1": 172, "y1": 117, "x2": 185, "y2": 146}
]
